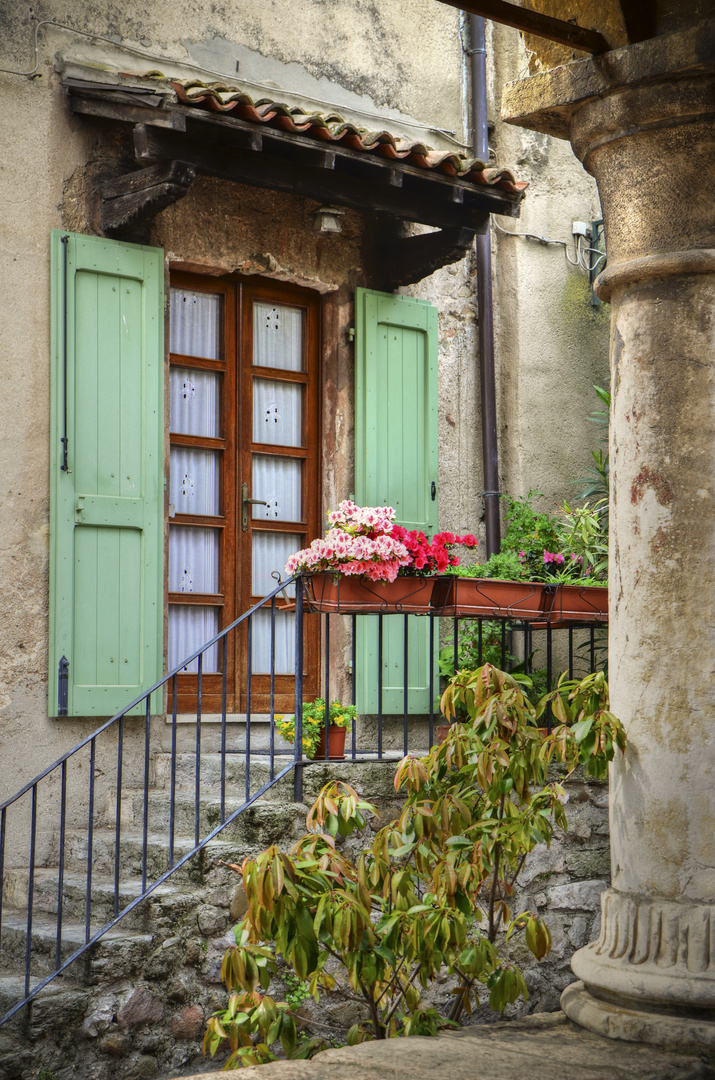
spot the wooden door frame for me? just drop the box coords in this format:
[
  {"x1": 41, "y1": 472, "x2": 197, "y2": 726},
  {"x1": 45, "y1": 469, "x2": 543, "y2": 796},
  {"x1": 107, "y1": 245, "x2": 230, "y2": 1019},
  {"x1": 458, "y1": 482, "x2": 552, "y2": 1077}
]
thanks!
[
  {"x1": 167, "y1": 270, "x2": 321, "y2": 715},
  {"x1": 237, "y1": 277, "x2": 322, "y2": 713}
]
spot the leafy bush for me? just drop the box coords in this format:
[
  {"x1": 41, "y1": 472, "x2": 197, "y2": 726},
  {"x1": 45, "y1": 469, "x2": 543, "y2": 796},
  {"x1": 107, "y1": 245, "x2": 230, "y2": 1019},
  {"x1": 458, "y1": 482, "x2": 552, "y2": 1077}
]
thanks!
[{"x1": 203, "y1": 665, "x2": 625, "y2": 1067}]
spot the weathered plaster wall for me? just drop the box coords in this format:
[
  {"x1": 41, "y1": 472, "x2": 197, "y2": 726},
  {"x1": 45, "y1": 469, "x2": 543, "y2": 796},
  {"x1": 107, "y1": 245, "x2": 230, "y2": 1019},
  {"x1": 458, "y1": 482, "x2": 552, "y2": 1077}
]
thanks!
[{"x1": 488, "y1": 23, "x2": 610, "y2": 525}]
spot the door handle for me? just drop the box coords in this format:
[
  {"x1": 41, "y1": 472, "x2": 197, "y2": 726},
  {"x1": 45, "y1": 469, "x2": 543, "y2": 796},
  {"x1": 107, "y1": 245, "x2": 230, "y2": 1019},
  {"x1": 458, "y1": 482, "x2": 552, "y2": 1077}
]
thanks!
[{"x1": 242, "y1": 482, "x2": 269, "y2": 531}]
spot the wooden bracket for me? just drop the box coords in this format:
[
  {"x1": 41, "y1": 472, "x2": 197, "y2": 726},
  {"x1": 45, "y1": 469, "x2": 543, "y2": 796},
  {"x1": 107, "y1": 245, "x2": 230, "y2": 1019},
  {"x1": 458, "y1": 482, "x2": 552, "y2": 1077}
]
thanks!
[
  {"x1": 99, "y1": 160, "x2": 197, "y2": 233},
  {"x1": 373, "y1": 226, "x2": 480, "y2": 289}
]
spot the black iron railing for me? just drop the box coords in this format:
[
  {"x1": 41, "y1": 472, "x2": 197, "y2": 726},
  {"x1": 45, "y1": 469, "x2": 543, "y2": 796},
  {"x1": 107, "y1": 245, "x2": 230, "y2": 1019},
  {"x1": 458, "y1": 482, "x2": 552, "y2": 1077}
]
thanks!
[{"x1": 0, "y1": 574, "x2": 605, "y2": 1026}]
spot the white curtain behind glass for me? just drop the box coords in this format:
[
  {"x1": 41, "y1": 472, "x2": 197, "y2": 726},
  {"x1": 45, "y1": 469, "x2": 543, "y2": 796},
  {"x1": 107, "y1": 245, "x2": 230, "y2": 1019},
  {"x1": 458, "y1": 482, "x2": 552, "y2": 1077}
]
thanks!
[
  {"x1": 170, "y1": 368, "x2": 220, "y2": 437},
  {"x1": 168, "y1": 606, "x2": 219, "y2": 672},
  {"x1": 252, "y1": 532, "x2": 300, "y2": 597},
  {"x1": 252, "y1": 379, "x2": 302, "y2": 447},
  {"x1": 169, "y1": 527, "x2": 219, "y2": 594},
  {"x1": 252, "y1": 610, "x2": 295, "y2": 674},
  {"x1": 253, "y1": 303, "x2": 302, "y2": 370},
  {"x1": 170, "y1": 289, "x2": 221, "y2": 359},
  {"x1": 170, "y1": 448, "x2": 220, "y2": 516},
  {"x1": 252, "y1": 457, "x2": 301, "y2": 522}
]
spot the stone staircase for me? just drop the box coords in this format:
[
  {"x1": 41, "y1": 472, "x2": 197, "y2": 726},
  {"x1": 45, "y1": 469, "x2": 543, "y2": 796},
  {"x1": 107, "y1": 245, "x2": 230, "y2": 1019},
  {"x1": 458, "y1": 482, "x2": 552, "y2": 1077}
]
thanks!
[{"x1": 0, "y1": 753, "x2": 404, "y2": 1080}]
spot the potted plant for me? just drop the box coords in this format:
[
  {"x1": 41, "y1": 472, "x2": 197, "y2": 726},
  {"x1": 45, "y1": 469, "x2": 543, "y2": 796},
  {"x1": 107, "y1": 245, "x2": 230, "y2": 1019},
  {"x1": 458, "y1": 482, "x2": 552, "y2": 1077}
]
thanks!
[
  {"x1": 276, "y1": 698, "x2": 357, "y2": 760},
  {"x1": 286, "y1": 501, "x2": 477, "y2": 613}
]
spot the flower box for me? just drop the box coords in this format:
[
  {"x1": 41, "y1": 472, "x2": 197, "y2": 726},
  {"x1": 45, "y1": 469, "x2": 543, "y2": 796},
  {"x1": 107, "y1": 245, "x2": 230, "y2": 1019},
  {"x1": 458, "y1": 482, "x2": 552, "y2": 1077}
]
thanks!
[
  {"x1": 302, "y1": 573, "x2": 434, "y2": 614},
  {"x1": 541, "y1": 583, "x2": 608, "y2": 624},
  {"x1": 430, "y1": 577, "x2": 546, "y2": 619}
]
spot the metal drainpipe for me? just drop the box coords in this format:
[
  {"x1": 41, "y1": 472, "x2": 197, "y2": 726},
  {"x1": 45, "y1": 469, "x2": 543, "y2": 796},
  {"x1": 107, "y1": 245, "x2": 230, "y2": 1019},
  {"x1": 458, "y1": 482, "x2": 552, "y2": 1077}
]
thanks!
[{"x1": 469, "y1": 13, "x2": 501, "y2": 556}]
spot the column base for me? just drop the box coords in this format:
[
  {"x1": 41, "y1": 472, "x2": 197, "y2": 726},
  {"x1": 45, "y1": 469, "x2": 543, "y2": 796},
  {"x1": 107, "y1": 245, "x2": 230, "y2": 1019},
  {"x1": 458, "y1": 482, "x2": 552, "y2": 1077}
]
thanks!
[{"x1": 562, "y1": 981, "x2": 715, "y2": 1050}]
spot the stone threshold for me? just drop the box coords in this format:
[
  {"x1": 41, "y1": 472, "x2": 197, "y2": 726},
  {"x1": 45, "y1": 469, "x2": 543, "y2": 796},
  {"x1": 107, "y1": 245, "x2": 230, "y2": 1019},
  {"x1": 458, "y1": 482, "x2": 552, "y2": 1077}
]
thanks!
[{"x1": 178, "y1": 1012, "x2": 715, "y2": 1080}]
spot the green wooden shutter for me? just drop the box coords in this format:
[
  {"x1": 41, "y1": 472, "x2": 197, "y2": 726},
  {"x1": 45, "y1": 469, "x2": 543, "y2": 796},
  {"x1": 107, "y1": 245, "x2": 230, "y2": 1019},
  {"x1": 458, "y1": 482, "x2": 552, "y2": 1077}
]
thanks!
[
  {"x1": 49, "y1": 231, "x2": 164, "y2": 717},
  {"x1": 355, "y1": 288, "x2": 439, "y2": 714}
]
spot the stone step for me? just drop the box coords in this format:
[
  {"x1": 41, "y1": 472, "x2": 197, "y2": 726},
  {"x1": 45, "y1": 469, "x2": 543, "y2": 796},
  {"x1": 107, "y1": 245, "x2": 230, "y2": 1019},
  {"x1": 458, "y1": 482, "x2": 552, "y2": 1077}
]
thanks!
[
  {"x1": 0, "y1": 907, "x2": 154, "y2": 984},
  {"x1": 116, "y1": 790, "x2": 311, "y2": 840},
  {"x1": 0, "y1": 974, "x2": 90, "y2": 1036},
  {"x1": 59, "y1": 827, "x2": 245, "y2": 884},
  {"x1": 2, "y1": 867, "x2": 207, "y2": 935},
  {"x1": 152, "y1": 751, "x2": 406, "y2": 803}
]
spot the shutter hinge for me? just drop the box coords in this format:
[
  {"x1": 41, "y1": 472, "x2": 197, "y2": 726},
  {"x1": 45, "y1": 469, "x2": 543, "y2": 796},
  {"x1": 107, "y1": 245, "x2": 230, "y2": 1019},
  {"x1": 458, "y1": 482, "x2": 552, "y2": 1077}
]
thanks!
[
  {"x1": 348, "y1": 327, "x2": 355, "y2": 342},
  {"x1": 57, "y1": 655, "x2": 69, "y2": 716}
]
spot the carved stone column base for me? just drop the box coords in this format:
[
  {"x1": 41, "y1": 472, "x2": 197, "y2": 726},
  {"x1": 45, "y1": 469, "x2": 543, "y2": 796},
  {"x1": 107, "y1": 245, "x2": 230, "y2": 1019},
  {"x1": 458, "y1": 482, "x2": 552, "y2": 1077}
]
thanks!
[{"x1": 562, "y1": 982, "x2": 715, "y2": 1049}]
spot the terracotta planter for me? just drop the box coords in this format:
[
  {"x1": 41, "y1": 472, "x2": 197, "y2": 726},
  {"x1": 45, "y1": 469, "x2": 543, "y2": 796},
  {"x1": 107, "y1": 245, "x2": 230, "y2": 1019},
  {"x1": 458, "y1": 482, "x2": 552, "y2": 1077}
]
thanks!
[
  {"x1": 302, "y1": 573, "x2": 433, "y2": 614},
  {"x1": 431, "y1": 576, "x2": 546, "y2": 619},
  {"x1": 435, "y1": 723, "x2": 452, "y2": 745},
  {"x1": 540, "y1": 583, "x2": 608, "y2": 624},
  {"x1": 315, "y1": 724, "x2": 347, "y2": 760}
]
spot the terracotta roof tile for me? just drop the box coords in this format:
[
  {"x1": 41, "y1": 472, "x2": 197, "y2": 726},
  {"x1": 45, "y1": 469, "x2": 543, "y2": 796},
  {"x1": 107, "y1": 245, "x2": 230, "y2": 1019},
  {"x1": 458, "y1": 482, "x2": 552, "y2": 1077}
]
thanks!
[{"x1": 156, "y1": 78, "x2": 527, "y2": 195}]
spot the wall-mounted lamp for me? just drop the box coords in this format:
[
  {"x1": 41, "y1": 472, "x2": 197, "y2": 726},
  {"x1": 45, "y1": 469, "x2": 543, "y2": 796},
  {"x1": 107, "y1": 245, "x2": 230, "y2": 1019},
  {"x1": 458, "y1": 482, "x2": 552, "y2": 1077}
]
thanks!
[{"x1": 310, "y1": 205, "x2": 345, "y2": 234}]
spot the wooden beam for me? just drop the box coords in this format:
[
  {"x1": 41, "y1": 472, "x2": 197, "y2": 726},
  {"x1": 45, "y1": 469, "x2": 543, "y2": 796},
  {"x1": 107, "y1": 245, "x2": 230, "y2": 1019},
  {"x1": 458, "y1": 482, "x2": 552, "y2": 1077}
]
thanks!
[
  {"x1": 132, "y1": 123, "x2": 506, "y2": 232},
  {"x1": 374, "y1": 226, "x2": 479, "y2": 289},
  {"x1": 433, "y1": 0, "x2": 610, "y2": 53},
  {"x1": 100, "y1": 159, "x2": 196, "y2": 232}
]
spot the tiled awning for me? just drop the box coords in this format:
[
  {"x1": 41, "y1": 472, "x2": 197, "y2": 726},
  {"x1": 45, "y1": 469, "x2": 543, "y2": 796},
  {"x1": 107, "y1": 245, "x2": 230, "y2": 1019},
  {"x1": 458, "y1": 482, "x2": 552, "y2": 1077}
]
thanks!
[
  {"x1": 168, "y1": 79, "x2": 527, "y2": 195},
  {"x1": 65, "y1": 73, "x2": 526, "y2": 234}
]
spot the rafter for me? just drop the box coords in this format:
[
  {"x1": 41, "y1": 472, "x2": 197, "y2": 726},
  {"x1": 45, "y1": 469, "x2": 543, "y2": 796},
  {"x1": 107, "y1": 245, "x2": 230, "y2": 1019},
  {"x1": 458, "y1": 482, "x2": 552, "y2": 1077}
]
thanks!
[{"x1": 433, "y1": 0, "x2": 610, "y2": 53}]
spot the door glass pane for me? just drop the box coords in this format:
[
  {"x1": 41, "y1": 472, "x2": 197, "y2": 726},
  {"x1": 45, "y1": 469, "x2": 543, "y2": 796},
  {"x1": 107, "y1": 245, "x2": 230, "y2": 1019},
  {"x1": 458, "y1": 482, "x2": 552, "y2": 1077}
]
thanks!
[
  {"x1": 170, "y1": 448, "x2": 220, "y2": 516},
  {"x1": 252, "y1": 532, "x2": 301, "y2": 597},
  {"x1": 169, "y1": 526, "x2": 220, "y2": 594},
  {"x1": 170, "y1": 288, "x2": 221, "y2": 359},
  {"x1": 253, "y1": 302, "x2": 302, "y2": 371},
  {"x1": 168, "y1": 605, "x2": 219, "y2": 672},
  {"x1": 170, "y1": 367, "x2": 220, "y2": 437},
  {"x1": 252, "y1": 456, "x2": 302, "y2": 522},
  {"x1": 252, "y1": 609, "x2": 295, "y2": 674},
  {"x1": 253, "y1": 379, "x2": 302, "y2": 447}
]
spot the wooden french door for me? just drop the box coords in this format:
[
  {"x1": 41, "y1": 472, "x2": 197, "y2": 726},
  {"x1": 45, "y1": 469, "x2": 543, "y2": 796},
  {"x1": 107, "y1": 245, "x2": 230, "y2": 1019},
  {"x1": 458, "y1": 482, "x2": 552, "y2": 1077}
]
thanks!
[{"x1": 168, "y1": 273, "x2": 320, "y2": 714}]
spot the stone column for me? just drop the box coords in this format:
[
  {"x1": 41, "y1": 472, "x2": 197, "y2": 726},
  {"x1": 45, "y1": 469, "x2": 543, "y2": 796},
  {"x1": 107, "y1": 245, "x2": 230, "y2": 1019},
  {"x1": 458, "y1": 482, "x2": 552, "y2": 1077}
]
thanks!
[{"x1": 503, "y1": 23, "x2": 715, "y2": 1046}]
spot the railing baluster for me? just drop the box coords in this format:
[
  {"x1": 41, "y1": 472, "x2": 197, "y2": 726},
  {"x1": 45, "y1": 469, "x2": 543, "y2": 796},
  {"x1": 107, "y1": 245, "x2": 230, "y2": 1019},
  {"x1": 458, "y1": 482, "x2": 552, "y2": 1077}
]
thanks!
[
  {"x1": 85, "y1": 739, "x2": 95, "y2": 944},
  {"x1": 246, "y1": 616, "x2": 252, "y2": 803},
  {"x1": 0, "y1": 807, "x2": 5, "y2": 960},
  {"x1": 323, "y1": 612, "x2": 330, "y2": 760},
  {"x1": 114, "y1": 717, "x2": 123, "y2": 917},
  {"x1": 141, "y1": 697, "x2": 151, "y2": 893},
  {"x1": 220, "y1": 635, "x2": 228, "y2": 824},
  {"x1": 501, "y1": 619, "x2": 507, "y2": 667},
  {"x1": 293, "y1": 581, "x2": 304, "y2": 803},
  {"x1": 546, "y1": 625, "x2": 553, "y2": 733},
  {"x1": 270, "y1": 599, "x2": 276, "y2": 781},
  {"x1": 25, "y1": 784, "x2": 38, "y2": 997},
  {"x1": 569, "y1": 627, "x2": 574, "y2": 679},
  {"x1": 169, "y1": 678, "x2": 177, "y2": 870},
  {"x1": 403, "y1": 614, "x2": 409, "y2": 756},
  {"x1": 377, "y1": 614, "x2": 383, "y2": 760},
  {"x1": 478, "y1": 618, "x2": 483, "y2": 664},
  {"x1": 429, "y1": 615, "x2": 435, "y2": 749},
  {"x1": 453, "y1": 617, "x2": 459, "y2": 674},
  {"x1": 351, "y1": 614, "x2": 357, "y2": 760},
  {"x1": 195, "y1": 653, "x2": 203, "y2": 849},
  {"x1": 55, "y1": 761, "x2": 67, "y2": 970},
  {"x1": 590, "y1": 626, "x2": 596, "y2": 672}
]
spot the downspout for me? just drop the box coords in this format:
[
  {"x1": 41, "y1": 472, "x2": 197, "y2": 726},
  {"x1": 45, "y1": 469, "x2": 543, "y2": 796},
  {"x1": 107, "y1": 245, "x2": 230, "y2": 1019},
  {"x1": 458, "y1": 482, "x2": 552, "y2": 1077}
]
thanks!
[{"x1": 469, "y1": 14, "x2": 501, "y2": 556}]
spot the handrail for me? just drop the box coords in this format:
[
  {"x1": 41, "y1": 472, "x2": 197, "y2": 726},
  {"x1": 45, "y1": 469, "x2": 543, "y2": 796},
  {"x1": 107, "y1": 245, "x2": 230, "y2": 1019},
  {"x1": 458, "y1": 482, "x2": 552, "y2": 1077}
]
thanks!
[
  {"x1": 0, "y1": 761, "x2": 297, "y2": 1027},
  {"x1": 0, "y1": 576, "x2": 301, "y2": 813}
]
